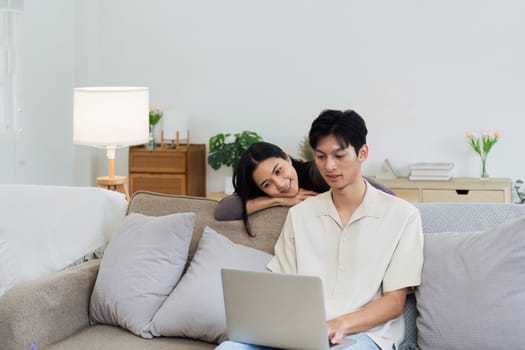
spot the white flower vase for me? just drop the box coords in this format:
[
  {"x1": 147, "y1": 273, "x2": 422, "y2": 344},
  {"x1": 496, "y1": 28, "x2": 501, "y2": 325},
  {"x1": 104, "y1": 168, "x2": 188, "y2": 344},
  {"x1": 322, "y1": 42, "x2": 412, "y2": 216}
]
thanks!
[
  {"x1": 224, "y1": 176, "x2": 234, "y2": 195},
  {"x1": 480, "y1": 156, "x2": 489, "y2": 180},
  {"x1": 146, "y1": 124, "x2": 156, "y2": 150}
]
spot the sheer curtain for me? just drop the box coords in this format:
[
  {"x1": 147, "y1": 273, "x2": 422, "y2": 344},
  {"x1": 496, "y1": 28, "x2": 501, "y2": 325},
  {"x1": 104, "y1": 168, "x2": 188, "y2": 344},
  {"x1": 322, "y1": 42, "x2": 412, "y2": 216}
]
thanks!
[{"x1": 0, "y1": 0, "x2": 22, "y2": 134}]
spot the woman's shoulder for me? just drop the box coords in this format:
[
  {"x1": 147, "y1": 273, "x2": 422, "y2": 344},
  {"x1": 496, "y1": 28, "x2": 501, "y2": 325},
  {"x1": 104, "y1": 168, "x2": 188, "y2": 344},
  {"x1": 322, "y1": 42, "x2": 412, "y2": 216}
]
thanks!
[{"x1": 214, "y1": 194, "x2": 243, "y2": 220}]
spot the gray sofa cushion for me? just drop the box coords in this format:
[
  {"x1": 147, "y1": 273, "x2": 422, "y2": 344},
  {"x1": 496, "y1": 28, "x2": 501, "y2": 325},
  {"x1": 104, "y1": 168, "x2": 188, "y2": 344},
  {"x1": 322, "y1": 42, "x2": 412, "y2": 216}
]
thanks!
[
  {"x1": 415, "y1": 202, "x2": 525, "y2": 232},
  {"x1": 89, "y1": 212, "x2": 195, "y2": 339},
  {"x1": 397, "y1": 203, "x2": 525, "y2": 350},
  {"x1": 151, "y1": 226, "x2": 272, "y2": 343},
  {"x1": 416, "y1": 215, "x2": 525, "y2": 349}
]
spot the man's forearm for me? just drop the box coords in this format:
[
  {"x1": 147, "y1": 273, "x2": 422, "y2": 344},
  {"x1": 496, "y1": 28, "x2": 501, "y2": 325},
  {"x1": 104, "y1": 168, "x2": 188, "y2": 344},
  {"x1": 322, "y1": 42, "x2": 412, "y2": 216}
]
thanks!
[{"x1": 328, "y1": 288, "x2": 407, "y2": 340}]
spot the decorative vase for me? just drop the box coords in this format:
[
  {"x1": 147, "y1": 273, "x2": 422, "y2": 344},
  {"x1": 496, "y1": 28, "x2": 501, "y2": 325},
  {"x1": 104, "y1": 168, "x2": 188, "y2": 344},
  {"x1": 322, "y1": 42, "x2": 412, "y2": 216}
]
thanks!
[
  {"x1": 146, "y1": 124, "x2": 156, "y2": 150},
  {"x1": 224, "y1": 175, "x2": 235, "y2": 195},
  {"x1": 480, "y1": 156, "x2": 489, "y2": 180}
]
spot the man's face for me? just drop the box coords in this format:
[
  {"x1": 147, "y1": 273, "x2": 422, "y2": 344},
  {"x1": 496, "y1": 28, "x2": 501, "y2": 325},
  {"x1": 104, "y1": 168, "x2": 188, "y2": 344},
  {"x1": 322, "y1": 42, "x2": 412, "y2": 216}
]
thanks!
[{"x1": 314, "y1": 134, "x2": 367, "y2": 191}]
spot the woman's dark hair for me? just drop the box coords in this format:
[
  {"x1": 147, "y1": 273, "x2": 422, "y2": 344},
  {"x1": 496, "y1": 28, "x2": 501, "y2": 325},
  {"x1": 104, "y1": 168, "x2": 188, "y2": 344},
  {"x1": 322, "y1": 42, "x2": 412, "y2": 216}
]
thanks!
[
  {"x1": 233, "y1": 142, "x2": 287, "y2": 236},
  {"x1": 233, "y1": 141, "x2": 327, "y2": 236},
  {"x1": 309, "y1": 109, "x2": 368, "y2": 152}
]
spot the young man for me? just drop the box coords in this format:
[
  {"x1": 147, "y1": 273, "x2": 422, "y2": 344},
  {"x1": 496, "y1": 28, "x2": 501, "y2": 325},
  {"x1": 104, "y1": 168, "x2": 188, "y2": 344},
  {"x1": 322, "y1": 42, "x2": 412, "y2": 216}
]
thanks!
[{"x1": 218, "y1": 110, "x2": 423, "y2": 350}]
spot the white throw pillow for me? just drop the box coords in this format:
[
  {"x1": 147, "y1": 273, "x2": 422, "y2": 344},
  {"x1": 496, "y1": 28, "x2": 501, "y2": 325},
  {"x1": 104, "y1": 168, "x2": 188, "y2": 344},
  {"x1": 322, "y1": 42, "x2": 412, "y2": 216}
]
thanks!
[{"x1": 0, "y1": 185, "x2": 128, "y2": 297}]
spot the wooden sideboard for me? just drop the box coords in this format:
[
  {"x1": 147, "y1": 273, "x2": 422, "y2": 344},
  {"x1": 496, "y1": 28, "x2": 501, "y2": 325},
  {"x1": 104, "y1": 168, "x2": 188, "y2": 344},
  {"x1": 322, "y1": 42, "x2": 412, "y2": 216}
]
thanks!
[
  {"x1": 375, "y1": 177, "x2": 512, "y2": 203},
  {"x1": 129, "y1": 144, "x2": 206, "y2": 197}
]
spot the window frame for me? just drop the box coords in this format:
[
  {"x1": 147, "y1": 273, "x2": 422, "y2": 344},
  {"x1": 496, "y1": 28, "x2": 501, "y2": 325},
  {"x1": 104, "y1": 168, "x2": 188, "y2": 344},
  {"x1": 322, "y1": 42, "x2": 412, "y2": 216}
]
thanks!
[{"x1": 0, "y1": 0, "x2": 23, "y2": 134}]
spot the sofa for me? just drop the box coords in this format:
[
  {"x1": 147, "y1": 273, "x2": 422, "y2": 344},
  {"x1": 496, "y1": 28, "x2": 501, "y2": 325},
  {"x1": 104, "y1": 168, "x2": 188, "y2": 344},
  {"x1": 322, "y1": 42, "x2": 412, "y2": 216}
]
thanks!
[{"x1": 1, "y1": 190, "x2": 524, "y2": 350}]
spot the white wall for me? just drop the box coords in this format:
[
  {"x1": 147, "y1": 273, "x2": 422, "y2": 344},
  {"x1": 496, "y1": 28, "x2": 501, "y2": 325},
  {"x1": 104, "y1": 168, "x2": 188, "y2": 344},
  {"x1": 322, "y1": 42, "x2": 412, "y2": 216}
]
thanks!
[
  {"x1": 76, "y1": 0, "x2": 525, "y2": 193},
  {"x1": 3, "y1": 1, "x2": 525, "y2": 194}
]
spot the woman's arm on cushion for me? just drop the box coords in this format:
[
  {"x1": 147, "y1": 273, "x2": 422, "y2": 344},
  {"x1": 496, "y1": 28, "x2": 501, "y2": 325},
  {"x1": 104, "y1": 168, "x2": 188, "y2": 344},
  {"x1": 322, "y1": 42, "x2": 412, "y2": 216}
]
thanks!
[
  {"x1": 215, "y1": 194, "x2": 282, "y2": 221},
  {"x1": 246, "y1": 189, "x2": 318, "y2": 214},
  {"x1": 215, "y1": 189, "x2": 318, "y2": 220}
]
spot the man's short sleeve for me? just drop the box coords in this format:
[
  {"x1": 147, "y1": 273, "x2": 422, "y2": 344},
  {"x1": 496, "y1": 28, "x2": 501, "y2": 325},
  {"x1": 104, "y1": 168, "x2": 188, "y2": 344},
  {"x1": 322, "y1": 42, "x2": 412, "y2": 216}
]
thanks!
[
  {"x1": 266, "y1": 211, "x2": 297, "y2": 274},
  {"x1": 383, "y1": 211, "x2": 424, "y2": 292}
]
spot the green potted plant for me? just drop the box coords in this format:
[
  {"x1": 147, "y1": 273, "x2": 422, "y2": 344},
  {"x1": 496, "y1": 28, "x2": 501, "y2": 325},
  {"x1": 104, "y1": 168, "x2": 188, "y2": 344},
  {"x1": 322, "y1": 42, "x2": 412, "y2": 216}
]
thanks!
[
  {"x1": 298, "y1": 135, "x2": 314, "y2": 161},
  {"x1": 208, "y1": 130, "x2": 262, "y2": 193},
  {"x1": 208, "y1": 130, "x2": 262, "y2": 170}
]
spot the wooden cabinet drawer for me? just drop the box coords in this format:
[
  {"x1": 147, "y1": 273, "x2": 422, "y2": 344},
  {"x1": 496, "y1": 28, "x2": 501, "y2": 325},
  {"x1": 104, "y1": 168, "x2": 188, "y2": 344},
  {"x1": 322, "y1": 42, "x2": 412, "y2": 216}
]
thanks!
[
  {"x1": 129, "y1": 144, "x2": 206, "y2": 197},
  {"x1": 376, "y1": 177, "x2": 511, "y2": 203},
  {"x1": 129, "y1": 151, "x2": 186, "y2": 173},
  {"x1": 392, "y1": 189, "x2": 420, "y2": 202},
  {"x1": 130, "y1": 174, "x2": 187, "y2": 195},
  {"x1": 422, "y1": 189, "x2": 505, "y2": 203}
]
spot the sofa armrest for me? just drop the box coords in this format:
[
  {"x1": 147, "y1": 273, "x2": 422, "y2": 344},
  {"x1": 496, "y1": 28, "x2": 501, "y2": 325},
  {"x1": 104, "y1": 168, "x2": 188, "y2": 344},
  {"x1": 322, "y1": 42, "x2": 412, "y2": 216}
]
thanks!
[{"x1": 0, "y1": 260, "x2": 100, "y2": 350}]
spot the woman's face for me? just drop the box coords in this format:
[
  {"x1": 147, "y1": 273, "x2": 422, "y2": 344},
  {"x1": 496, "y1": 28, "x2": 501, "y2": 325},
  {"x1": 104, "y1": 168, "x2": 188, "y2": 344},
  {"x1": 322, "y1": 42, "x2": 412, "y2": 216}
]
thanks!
[{"x1": 252, "y1": 156, "x2": 299, "y2": 198}]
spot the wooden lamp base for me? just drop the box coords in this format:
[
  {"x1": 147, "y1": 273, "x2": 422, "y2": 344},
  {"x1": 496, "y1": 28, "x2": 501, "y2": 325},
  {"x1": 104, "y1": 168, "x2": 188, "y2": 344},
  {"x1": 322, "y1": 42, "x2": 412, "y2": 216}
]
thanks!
[{"x1": 96, "y1": 175, "x2": 130, "y2": 200}]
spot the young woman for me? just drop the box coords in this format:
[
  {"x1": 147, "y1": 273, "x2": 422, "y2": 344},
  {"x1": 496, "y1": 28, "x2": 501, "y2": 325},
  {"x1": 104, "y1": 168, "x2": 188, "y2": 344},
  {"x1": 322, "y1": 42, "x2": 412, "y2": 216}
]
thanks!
[{"x1": 215, "y1": 141, "x2": 394, "y2": 236}]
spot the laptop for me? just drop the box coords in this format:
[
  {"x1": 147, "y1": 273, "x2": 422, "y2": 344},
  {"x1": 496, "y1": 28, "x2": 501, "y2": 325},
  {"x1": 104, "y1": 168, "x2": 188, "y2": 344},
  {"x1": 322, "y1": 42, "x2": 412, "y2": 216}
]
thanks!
[{"x1": 221, "y1": 268, "x2": 355, "y2": 350}]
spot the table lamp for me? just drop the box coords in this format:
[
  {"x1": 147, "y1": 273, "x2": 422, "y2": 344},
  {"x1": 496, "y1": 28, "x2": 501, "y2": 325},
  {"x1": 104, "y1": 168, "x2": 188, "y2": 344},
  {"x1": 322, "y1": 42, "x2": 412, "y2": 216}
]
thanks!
[{"x1": 73, "y1": 86, "x2": 149, "y2": 199}]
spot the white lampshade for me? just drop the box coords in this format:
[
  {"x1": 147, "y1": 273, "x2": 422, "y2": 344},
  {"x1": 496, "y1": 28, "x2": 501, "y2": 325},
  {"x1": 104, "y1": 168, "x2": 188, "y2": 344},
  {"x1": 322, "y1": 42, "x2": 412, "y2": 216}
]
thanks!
[{"x1": 73, "y1": 86, "x2": 149, "y2": 147}]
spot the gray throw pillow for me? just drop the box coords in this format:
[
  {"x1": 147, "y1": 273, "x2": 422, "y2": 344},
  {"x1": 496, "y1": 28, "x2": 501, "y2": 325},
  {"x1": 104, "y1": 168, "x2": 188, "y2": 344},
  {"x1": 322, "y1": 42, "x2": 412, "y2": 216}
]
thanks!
[
  {"x1": 416, "y1": 215, "x2": 525, "y2": 350},
  {"x1": 151, "y1": 226, "x2": 273, "y2": 343},
  {"x1": 89, "y1": 212, "x2": 195, "y2": 338}
]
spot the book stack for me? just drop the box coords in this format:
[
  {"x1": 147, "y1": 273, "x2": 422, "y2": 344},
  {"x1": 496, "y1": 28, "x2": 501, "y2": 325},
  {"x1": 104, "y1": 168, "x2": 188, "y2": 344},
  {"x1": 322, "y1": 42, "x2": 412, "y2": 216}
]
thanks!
[{"x1": 409, "y1": 162, "x2": 454, "y2": 181}]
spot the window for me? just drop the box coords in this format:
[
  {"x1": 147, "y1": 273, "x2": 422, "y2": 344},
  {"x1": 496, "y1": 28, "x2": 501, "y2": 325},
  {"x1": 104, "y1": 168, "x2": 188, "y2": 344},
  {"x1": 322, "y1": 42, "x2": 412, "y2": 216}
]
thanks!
[{"x1": 0, "y1": 0, "x2": 22, "y2": 133}]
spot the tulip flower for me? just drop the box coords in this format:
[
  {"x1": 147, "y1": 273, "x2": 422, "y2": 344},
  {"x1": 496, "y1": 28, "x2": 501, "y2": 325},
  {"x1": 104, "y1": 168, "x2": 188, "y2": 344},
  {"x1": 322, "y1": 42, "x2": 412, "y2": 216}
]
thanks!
[{"x1": 466, "y1": 129, "x2": 500, "y2": 179}]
